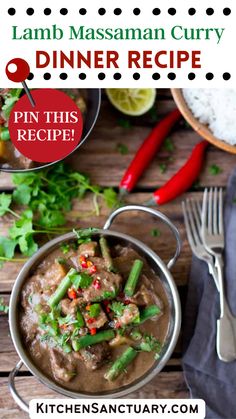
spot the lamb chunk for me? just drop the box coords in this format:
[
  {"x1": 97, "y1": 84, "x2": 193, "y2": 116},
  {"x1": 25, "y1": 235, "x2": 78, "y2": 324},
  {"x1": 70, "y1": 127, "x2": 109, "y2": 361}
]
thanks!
[
  {"x1": 83, "y1": 306, "x2": 107, "y2": 329},
  {"x1": 78, "y1": 242, "x2": 98, "y2": 257},
  {"x1": 129, "y1": 284, "x2": 155, "y2": 306},
  {"x1": 49, "y1": 348, "x2": 76, "y2": 382},
  {"x1": 119, "y1": 304, "x2": 140, "y2": 326},
  {"x1": 78, "y1": 342, "x2": 111, "y2": 370},
  {"x1": 82, "y1": 270, "x2": 122, "y2": 302},
  {"x1": 42, "y1": 262, "x2": 67, "y2": 288},
  {"x1": 60, "y1": 298, "x2": 79, "y2": 316}
]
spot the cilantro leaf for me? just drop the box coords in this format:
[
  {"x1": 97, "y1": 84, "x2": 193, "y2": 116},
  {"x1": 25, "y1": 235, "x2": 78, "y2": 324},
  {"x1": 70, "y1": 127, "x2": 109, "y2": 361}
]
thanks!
[
  {"x1": 89, "y1": 303, "x2": 101, "y2": 318},
  {"x1": 73, "y1": 228, "x2": 98, "y2": 244},
  {"x1": 150, "y1": 228, "x2": 161, "y2": 237},
  {"x1": 110, "y1": 301, "x2": 126, "y2": 317},
  {"x1": 117, "y1": 143, "x2": 129, "y2": 155},
  {"x1": 163, "y1": 137, "x2": 174, "y2": 153},
  {"x1": 139, "y1": 334, "x2": 162, "y2": 355},
  {"x1": 0, "y1": 193, "x2": 12, "y2": 216},
  {"x1": 13, "y1": 184, "x2": 32, "y2": 205},
  {"x1": 72, "y1": 272, "x2": 93, "y2": 289},
  {"x1": 0, "y1": 236, "x2": 17, "y2": 259},
  {"x1": 159, "y1": 163, "x2": 167, "y2": 174},
  {"x1": 209, "y1": 164, "x2": 222, "y2": 176},
  {"x1": 103, "y1": 188, "x2": 119, "y2": 208},
  {"x1": 0, "y1": 298, "x2": 9, "y2": 314},
  {"x1": 2, "y1": 89, "x2": 22, "y2": 119}
]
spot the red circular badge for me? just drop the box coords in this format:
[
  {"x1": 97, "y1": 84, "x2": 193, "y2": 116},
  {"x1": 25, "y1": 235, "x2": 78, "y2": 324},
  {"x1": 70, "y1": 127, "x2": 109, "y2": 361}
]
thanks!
[{"x1": 8, "y1": 89, "x2": 83, "y2": 163}]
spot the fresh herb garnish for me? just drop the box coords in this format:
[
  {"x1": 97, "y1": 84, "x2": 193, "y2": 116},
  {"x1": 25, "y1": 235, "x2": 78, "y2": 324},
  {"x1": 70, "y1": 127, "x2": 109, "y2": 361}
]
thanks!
[
  {"x1": 209, "y1": 164, "x2": 222, "y2": 175},
  {"x1": 0, "y1": 163, "x2": 118, "y2": 266},
  {"x1": 139, "y1": 334, "x2": 162, "y2": 356},
  {"x1": 110, "y1": 301, "x2": 126, "y2": 317},
  {"x1": 118, "y1": 118, "x2": 132, "y2": 129},
  {"x1": 103, "y1": 188, "x2": 120, "y2": 208},
  {"x1": 150, "y1": 228, "x2": 161, "y2": 237},
  {"x1": 2, "y1": 89, "x2": 22, "y2": 119},
  {"x1": 73, "y1": 272, "x2": 93, "y2": 289},
  {"x1": 163, "y1": 137, "x2": 174, "y2": 153},
  {"x1": 89, "y1": 303, "x2": 101, "y2": 318},
  {"x1": 117, "y1": 143, "x2": 129, "y2": 155},
  {"x1": 56, "y1": 257, "x2": 67, "y2": 265},
  {"x1": 0, "y1": 298, "x2": 9, "y2": 313},
  {"x1": 73, "y1": 228, "x2": 98, "y2": 245},
  {"x1": 60, "y1": 243, "x2": 70, "y2": 254},
  {"x1": 159, "y1": 163, "x2": 167, "y2": 174}
]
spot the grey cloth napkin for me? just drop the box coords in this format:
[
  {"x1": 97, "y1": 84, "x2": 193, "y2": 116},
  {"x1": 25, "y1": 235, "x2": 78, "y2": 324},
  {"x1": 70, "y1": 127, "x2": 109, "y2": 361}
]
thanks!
[{"x1": 182, "y1": 169, "x2": 236, "y2": 419}]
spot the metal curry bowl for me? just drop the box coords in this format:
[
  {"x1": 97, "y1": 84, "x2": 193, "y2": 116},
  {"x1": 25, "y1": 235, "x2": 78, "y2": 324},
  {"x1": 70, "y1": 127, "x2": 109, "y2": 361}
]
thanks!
[
  {"x1": 9, "y1": 205, "x2": 182, "y2": 412},
  {"x1": 1, "y1": 88, "x2": 101, "y2": 173}
]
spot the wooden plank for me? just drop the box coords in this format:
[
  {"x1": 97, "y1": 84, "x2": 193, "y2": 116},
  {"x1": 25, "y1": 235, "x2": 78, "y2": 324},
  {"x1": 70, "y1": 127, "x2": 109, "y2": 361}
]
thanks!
[
  {"x1": 0, "y1": 372, "x2": 188, "y2": 418},
  {"x1": 0, "y1": 99, "x2": 233, "y2": 190},
  {"x1": 0, "y1": 191, "x2": 195, "y2": 292}
]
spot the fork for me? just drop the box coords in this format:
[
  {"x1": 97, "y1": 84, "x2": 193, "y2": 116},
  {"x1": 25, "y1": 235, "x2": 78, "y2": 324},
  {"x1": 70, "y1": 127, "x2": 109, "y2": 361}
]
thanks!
[
  {"x1": 182, "y1": 199, "x2": 219, "y2": 291},
  {"x1": 202, "y1": 187, "x2": 236, "y2": 362}
]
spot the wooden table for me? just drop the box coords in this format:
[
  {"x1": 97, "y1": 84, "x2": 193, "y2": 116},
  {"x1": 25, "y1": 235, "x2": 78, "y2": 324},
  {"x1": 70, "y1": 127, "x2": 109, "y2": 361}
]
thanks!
[{"x1": 0, "y1": 89, "x2": 234, "y2": 418}]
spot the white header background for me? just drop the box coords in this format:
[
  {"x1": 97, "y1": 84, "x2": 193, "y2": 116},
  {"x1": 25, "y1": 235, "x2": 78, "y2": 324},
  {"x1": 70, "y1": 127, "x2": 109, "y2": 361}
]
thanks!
[{"x1": 0, "y1": 0, "x2": 235, "y2": 87}]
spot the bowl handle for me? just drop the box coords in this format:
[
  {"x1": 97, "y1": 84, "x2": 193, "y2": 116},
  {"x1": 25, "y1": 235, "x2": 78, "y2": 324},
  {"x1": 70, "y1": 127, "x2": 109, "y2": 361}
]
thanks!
[
  {"x1": 8, "y1": 361, "x2": 29, "y2": 413},
  {"x1": 103, "y1": 204, "x2": 181, "y2": 270}
]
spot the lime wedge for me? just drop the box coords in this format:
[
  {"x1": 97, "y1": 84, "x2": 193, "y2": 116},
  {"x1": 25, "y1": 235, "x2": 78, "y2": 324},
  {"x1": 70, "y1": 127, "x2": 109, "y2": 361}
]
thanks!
[{"x1": 106, "y1": 88, "x2": 156, "y2": 116}]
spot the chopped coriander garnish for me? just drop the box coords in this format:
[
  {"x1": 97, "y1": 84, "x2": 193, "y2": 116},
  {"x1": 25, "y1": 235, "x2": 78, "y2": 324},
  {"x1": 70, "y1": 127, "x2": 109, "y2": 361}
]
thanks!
[
  {"x1": 103, "y1": 188, "x2": 119, "y2": 209},
  {"x1": 150, "y1": 228, "x2": 161, "y2": 237},
  {"x1": 73, "y1": 272, "x2": 93, "y2": 289},
  {"x1": 60, "y1": 243, "x2": 70, "y2": 254},
  {"x1": 73, "y1": 228, "x2": 98, "y2": 244},
  {"x1": 118, "y1": 118, "x2": 132, "y2": 129},
  {"x1": 110, "y1": 301, "x2": 126, "y2": 317},
  {"x1": 159, "y1": 163, "x2": 167, "y2": 174},
  {"x1": 89, "y1": 303, "x2": 101, "y2": 318},
  {"x1": 117, "y1": 143, "x2": 129, "y2": 155},
  {"x1": 209, "y1": 164, "x2": 222, "y2": 175},
  {"x1": 139, "y1": 334, "x2": 162, "y2": 355},
  {"x1": 56, "y1": 257, "x2": 67, "y2": 265},
  {"x1": 163, "y1": 137, "x2": 174, "y2": 153},
  {"x1": 0, "y1": 298, "x2": 9, "y2": 313}
]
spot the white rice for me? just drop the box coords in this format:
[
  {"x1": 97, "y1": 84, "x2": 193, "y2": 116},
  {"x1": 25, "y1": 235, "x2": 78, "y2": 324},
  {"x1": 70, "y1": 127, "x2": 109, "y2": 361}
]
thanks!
[{"x1": 182, "y1": 89, "x2": 236, "y2": 145}]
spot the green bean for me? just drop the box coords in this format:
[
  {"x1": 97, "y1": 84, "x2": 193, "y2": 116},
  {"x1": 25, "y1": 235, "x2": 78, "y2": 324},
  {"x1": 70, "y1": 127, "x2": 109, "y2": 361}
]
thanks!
[
  {"x1": 99, "y1": 237, "x2": 115, "y2": 272},
  {"x1": 76, "y1": 309, "x2": 85, "y2": 327},
  {"x1": 124, "y1": 259, "x2": 143, "y2": 297},
  {"x1": 104, "y1": 347, "x2": 137, "y2": 381},
  {"x1": 72, "y1": 330, "x2": 115, "y2": 351},
  {"x1": 0, "y1": 128, "x2": 10, "y2": 141},
  {"x1": 48, "y1": 268, "x2": 77, "y2": 308},
  {"x1": 139, "y1": 305, "x2": 161, "y2": 324}
]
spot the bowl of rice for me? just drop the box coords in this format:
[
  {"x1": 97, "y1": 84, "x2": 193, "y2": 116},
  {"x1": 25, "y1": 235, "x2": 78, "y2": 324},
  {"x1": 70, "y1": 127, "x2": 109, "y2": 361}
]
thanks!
[{"x1": 171, "y1": 89, "x2": 236, "y2": 154}]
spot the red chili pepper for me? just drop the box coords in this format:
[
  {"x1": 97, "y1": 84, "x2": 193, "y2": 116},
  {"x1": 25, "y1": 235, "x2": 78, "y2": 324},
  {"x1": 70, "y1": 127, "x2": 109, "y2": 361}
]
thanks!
[
  {"x1": 93, "y1": 279, "x2": 101, "y2": 289},
  {"x1": 151, "y1": 140, "x2": 208, "y2": 205},
  {"x1": 87, "y1": 318, "x2": 95, "y2": 324},
  {"x1": 67, "y1": 288, "x2": 77, "y2": 300},
  {"x1": 90, "y1": 265, "x2": 97, "y2": 274},
  {"x1": 119, "y1": 109, "x2": 181, "y2": 194},
  {"x1": 90, "y1": 328, "x2": 97, "y2": 335},
  {"x1": 115, "y1": 321, "x2": 122, "y2": 329}
]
